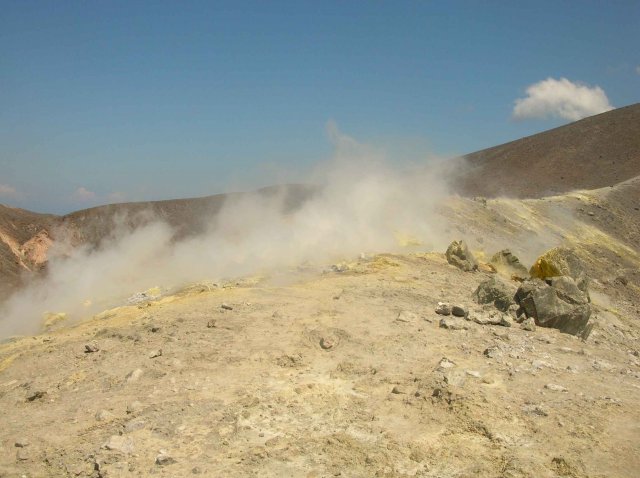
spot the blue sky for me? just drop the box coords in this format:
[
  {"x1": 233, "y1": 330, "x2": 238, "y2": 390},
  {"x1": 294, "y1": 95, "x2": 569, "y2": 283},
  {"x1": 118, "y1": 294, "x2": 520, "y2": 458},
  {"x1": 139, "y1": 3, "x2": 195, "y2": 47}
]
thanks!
[{"x1": 1, "y1": 1, "x2": 638, "y2": 214}]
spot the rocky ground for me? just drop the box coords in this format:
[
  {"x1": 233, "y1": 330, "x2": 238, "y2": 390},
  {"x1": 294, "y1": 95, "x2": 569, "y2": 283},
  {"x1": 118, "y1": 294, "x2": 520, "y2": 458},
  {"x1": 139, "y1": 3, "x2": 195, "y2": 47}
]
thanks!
[{"x1": 1, "y1": 180, "x2": 639, "y2": 478}]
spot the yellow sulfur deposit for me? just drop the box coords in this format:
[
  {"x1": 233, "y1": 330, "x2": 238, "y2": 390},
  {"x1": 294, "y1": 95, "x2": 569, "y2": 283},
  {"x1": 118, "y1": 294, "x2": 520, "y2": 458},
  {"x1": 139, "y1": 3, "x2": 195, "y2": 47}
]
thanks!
[
  {"x1": 42, "y1": 311, "x2": 68, "y2": 330},
  {"x1": 145, "y1": 286, "x2": 162, "y2": 297},
  {"x1": 529, "y1": 247, "x2": 573, "y2": 279}
]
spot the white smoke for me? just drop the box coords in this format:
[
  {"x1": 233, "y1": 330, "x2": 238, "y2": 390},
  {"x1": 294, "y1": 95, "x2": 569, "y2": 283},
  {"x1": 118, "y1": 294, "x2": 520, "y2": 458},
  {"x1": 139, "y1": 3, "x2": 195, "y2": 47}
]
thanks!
[{"x1": 0, "y1": 125, "x2": 451, "y2": 338}]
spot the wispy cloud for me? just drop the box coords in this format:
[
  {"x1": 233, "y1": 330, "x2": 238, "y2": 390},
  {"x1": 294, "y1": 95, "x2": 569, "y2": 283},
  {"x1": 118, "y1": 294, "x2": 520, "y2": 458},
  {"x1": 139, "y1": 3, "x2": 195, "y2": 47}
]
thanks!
[
  {"x1": 513, "y1": 77, "x2": 613, "y2": 122},
  {"x1": 636, "y1": 65, "x2": 640, "y2": 76},
  {"x1": 72, "y1": 186, "x2": 97, "y2": 202},
  {"x1": 0, "y1": 184, "x2": 19, "y2": 199},
  {"x1": 107, "y1": 191, "x2": 127, "y2": 203}
]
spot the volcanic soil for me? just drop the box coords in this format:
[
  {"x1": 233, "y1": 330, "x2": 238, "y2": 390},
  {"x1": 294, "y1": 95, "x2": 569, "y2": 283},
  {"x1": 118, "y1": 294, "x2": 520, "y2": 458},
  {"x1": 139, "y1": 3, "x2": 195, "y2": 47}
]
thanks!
[{"x1": 1, "y1": 176, "x2": 639, "y2": 477}]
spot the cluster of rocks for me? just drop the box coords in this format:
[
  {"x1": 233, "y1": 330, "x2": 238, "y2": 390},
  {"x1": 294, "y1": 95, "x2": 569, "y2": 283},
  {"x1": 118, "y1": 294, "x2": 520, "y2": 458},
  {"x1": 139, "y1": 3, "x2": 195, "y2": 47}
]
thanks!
[
  {"x1": 436, "y1": 302, "x2": 472, "y2": 330},
  {"x1": 446, "y1": 240, "x2": 527, "y2": 280},
  {"x1": 436, "y1": 299, "x2": 513, "y2": 330},
  {"x1": 435, "y1": 302, "x2": 468, "y2": 318},
  {"x1": 517, "y1": 247, "x2": 593, "y2": 338},
  {"x1": 443, "y1": 241, "x2": 594, "y2": 338}
]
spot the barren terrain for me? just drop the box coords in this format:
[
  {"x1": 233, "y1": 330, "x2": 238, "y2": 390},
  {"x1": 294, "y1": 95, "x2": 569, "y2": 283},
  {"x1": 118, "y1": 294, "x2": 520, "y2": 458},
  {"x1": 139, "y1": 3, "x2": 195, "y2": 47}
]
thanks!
[
  {"x1": 1, "y1": 106, "x2": 639, "y2": 477},
  {"x1": 454, "y1": 103, "x2": 640, "y2": 198},
  {"x1": 1, "y1": 176, "x2": 639, "y2": 477}
]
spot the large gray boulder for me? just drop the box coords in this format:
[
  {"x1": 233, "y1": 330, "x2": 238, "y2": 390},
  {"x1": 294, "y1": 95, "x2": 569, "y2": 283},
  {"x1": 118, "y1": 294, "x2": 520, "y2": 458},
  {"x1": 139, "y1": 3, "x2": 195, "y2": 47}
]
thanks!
[
  {"x1": 473, "y1": 276, "x2": 517, "y2": 312},
  {"x1": 489, "y1": 249, "x2": 528, "y2": 280},
  {"x1": 515, "y1": 277, "x2": 591, "y2": 337},
  {"x1": 445, "y1": 240, "x2": 478, "y2": 272}
]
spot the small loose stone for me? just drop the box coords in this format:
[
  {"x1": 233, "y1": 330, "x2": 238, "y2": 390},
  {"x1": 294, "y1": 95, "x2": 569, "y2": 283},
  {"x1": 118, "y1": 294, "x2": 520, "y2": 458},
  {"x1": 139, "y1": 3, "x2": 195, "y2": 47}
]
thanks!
[
  {"x1": 102, "y1": 435, "x2": 134, "y2": 454},
  {"x1": 435, "y1": 302, "x2": 451, "y2": 315},
  {"x1": 521, "y1": 318, "x2": 536, "y2": 331},
  {"x1": 126, "y1": 401, "x2": 143, "y2": 414},
  {"x1": 26, "y1": 391, "x2": 46, "y2": 402},
  {"x1": 438, "y1": 357, "x2": 456, "y2": 369},
  {"x1": 95, "y1": 410, "x2": 115, "y2": 421},
  {"x1": 544, "y1": 383, "x2": 568, "y2": 392},
  {"x1": 124, "y1": 419, "x2": 146, "y2": 433},
  {"x1": 156, "y1": 452, "x2": 177, "y2": 466},
  {"x1": 320, "y1": 337, "x2": 335, "y2": 350},
  {"x1": 451, "y1": 305, "x2": 468, "y2": 318},
  {"x1": 483, "y1": 346, "x2": 501, "y2": 358},
  {"x1": 439, "y1": 317, "x2": 468, "y2": 330},
  {"x1": 126, "y1": 369, "x2": 144, "y2": 382},
  {"x1": 396, "y1": 310, "x2": 417, "y2": 323},
  {"x1": 16, "y1": 449, "x2": 29, "y2": 461}
]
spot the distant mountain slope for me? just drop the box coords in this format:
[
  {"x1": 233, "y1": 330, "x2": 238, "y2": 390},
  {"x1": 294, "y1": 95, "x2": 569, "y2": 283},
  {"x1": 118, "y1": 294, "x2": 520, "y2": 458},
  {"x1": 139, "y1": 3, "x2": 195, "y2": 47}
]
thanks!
[
  {"x1": 454, "y1": 103, "x2": 640, "y2": 198},
  {"x1": 59, "y1": 183, "x2": 314, "y2": 246},
  {"x1": 0, "y1": 205, "x2": 57, "y2": 299}
]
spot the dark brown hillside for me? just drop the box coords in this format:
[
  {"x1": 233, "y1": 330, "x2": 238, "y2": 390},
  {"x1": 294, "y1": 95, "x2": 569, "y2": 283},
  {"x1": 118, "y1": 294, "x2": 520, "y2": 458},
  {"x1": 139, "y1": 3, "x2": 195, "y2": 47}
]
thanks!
[
  {"x1": 454, "y1": 103, "x2": 640, "y2": 198},
  {"x1": 59, "y1": 184, "x2": 314, "y2": 247}
]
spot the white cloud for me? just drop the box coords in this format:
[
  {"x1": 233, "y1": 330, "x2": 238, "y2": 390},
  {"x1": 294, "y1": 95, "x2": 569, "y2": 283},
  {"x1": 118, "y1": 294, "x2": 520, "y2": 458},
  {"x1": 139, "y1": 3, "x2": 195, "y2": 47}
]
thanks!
[
  {"x1": 72, "y1": 187, "x2": 97, "y2": 202},
  {"x1": 0, "y1": 184, "x2": 18, "y2": 198},
  {"x1": 636, "y1": 65, "x2": 640, "y2": 75},
  {"x1": 513, "y1": 77, "x2": 614, "y2": 122}
]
